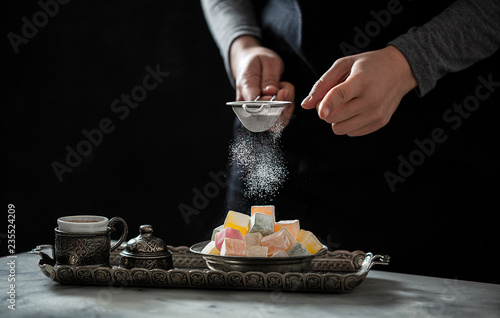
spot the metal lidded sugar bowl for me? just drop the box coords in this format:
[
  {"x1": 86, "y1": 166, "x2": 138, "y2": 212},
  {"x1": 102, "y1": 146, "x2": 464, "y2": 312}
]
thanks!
[{"x1": 119, "y1": 224, "x2": 173, "y2": 270}]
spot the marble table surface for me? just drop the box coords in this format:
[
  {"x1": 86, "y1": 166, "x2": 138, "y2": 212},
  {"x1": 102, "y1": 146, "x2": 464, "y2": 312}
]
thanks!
[{"x1": 1, "y1": 252, "x2": 499, "y2": 318}]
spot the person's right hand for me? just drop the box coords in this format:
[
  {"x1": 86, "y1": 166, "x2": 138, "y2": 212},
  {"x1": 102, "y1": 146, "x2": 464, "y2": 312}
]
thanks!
[
  {"x1": 301, "y1": 46, "x2": 417, "y2": 136},
  {"x1": 230, "y1": 35, "x2": 284, "y2": 101},
  {"x1": 230, "y1": 35, "x2": 294, "y2": 129}
]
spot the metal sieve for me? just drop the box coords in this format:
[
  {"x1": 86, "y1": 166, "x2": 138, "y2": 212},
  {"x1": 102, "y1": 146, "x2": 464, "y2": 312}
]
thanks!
[{"x1": 227, "y1": 95, "x2": 291, "y2": 132}]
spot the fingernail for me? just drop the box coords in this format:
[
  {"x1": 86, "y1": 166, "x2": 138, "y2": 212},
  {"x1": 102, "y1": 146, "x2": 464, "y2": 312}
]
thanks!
[
  {"x1": 301, "y1": 95, "x2": 311, "y2": 106},
  {"x1": 264, "y1": 85, "x2": 276, "y2": 93}
]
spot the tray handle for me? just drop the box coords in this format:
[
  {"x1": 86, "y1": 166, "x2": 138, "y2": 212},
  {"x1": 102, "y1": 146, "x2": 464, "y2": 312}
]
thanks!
[
  {"x1": 369, "y1": 254, "x2": 390, "y2": 269},
  {"x1": 29, "y1": 244, "x2": 56, "y2": 266}
]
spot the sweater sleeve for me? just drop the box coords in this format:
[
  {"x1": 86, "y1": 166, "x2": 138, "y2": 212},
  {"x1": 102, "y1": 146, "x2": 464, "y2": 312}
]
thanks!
[
  {"x1": 200, "y1": 0, "x2": 262, "y2": 86},
  {"x1": 388, "y1": 0, "x2": 500, "y2": 96}
]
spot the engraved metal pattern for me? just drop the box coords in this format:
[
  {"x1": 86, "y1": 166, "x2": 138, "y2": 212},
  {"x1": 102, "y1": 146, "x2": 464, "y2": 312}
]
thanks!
[
  {"x1": 32, "y1": 245, "x2": 389, "y2": 292},
  {"x1": 51, "y1": 216, "x2": 128, "y2": 267},
  {"x1": 309, "y1": 250, "x2": 366, "y2": 272},
  {"x1": 119, "y1": 256, "x2": 173, "y2": 271},
  {"x1": 55, "y1": 231, "x2": 111, "y2": 267},
  {"x1": 119, "y1": 225, "x2": 173, "y2": 270}
]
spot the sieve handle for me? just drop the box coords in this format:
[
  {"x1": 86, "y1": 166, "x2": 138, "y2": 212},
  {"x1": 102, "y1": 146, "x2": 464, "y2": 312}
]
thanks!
[
  {"x1": 242, "y1": 95, "x2": 275, "y2": 113},
  {"x1": 254, "y1": 95, "x2": 276, "y2": 101},
  {"x1": 242, "y1": 103, "x2": 269, "y2": 113}
]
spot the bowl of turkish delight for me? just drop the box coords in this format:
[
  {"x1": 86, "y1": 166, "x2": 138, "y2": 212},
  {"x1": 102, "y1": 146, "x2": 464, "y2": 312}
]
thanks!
[{"x1": 190, "y1": 205, "x2": 327, "y2": 273}]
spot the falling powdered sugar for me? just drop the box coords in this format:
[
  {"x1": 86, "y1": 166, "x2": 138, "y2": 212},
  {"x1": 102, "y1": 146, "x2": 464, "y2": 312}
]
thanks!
[{"x1": 230, "y1": 121, "x2": 288, "y2": 200}]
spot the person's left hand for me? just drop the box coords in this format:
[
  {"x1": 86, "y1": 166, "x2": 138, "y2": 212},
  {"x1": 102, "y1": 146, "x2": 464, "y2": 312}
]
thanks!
[
  {"x1": 272, "y1": 81, "x2": 295, "y2": 131},
  {"x1": 301, "y1": 46, "x2": 417, "y2": 136}
]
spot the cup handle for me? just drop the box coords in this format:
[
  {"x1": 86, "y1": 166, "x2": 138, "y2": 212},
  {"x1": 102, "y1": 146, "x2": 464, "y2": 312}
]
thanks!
[{"x1": 108, "y1": 217, "x2": 128, "y2": 252}]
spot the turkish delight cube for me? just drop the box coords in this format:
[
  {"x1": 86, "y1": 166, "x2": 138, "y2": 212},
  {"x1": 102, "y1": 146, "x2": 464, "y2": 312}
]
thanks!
[
  {"x1": 249, "y1": 212, "x2": 274, "y2": 236},
  {"x1": 221, "y1": 237, "x2": 246, "y2": 256},
  {"x1": 215, "y1": 227, "x2": 243, "y2": 251},
  {"x1": 251, "y1": 205, "x2": 275, "y2": 222},
  {"x1": 244, "y1": 232, "x2": 263, "y2": 246},
  {"x1": 271, "y1": 250, "x2": 289, "y2": 257},
  {"x1": 211, "y1": 224, "x2": 224, "y2": 241},
  {"x1": 296, "y1": 229, "x2": 323, "y2": 255},
  {"x1": 246, "y1": 245, "x2": 268, "y2": 257},
  {"x1": 261, "y1": 228, "x2": 291, "y2": 256},
  {"x1": 280, "y1": 227, "x2": 297, "y2": 251},
  {"x1": 224, "y1": 210, "x2": 250, "y2": 236},
  {"x1": 274, "y1": 220, "x2": 300, "y2": 239},
  {"x1": 201, "y1": 241, "x2": 220, "y2": 255},
  {"x1": 287, "y1": 242, "x2": 311, "y2": 257}
]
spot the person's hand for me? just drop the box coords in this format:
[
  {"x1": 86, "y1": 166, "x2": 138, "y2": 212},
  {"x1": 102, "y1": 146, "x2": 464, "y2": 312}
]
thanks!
[
  {"x1": 230, "y1": 35, "x2": 283, "y2": 100},
  {"x1": 271, "y1": 81, "x2": 295, "y2": 131},
  {"x1": 230, "y1": 35, "x2": 295, "y2": 129},
  {"x1": 301, "y1": 46, "x2": 417, "y2": 136}
]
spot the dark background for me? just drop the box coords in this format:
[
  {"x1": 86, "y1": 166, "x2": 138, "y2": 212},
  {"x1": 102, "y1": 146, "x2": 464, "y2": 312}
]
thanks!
[
  {"x1": 2, "y1": 0, "x2": 499, "y2": 284},
  {"x1": 2, "y1": 0, "x2": 234, "y2": 255}
]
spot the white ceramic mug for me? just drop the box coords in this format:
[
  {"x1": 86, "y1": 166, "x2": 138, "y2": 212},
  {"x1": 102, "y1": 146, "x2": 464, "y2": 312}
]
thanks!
[{"x1": 57, "y1": 215, "x2": 109, "y2": 233}]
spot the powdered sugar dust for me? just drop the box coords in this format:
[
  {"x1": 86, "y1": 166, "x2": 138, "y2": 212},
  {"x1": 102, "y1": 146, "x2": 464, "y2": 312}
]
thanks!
[{"x1": 230, "y1": 121, "x2": 288, "y2": 200}]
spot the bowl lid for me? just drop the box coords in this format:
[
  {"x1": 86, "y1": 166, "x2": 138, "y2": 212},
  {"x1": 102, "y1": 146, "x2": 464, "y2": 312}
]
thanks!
[{"x1": 120, "y1": 225, "x2": 171, "y2": 258}]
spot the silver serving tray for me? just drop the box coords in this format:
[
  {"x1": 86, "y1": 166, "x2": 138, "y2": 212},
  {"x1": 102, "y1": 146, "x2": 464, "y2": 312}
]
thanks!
[
  {"x1": 190, "y1": 241, "x2": 327, "y2": 273},
  {"x1": 31, "y1": 245, "x2": 390, "y2": 292}
]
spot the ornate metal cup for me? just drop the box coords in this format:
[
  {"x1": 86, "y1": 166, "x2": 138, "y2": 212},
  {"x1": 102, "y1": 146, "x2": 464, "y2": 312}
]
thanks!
[{"x1": 53, "y1": 217, "x2": 128, "y2": 267}]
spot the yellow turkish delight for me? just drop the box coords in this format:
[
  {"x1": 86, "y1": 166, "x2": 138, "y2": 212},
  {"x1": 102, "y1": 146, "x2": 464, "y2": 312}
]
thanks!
[
  {"x1": 223, "y1": 210, "x2": 250, "y2": 236},
  {"x1": 201, "y1": 241, "x2": 220, "y2": 255},
  {"x1": 296, "y1": 229, "x2": 323, "y2": 254}
]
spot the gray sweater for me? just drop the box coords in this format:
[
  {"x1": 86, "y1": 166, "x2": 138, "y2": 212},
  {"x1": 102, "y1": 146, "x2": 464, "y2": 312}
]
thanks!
[{"x1": 201, "y1": 0, "x2": 500, "y2": 96}]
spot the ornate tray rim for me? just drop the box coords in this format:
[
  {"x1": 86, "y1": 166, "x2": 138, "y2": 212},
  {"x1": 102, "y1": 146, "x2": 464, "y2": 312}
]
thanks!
[{"x1": 30, "y1": 245, "x2": 389, "y2": 292}]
